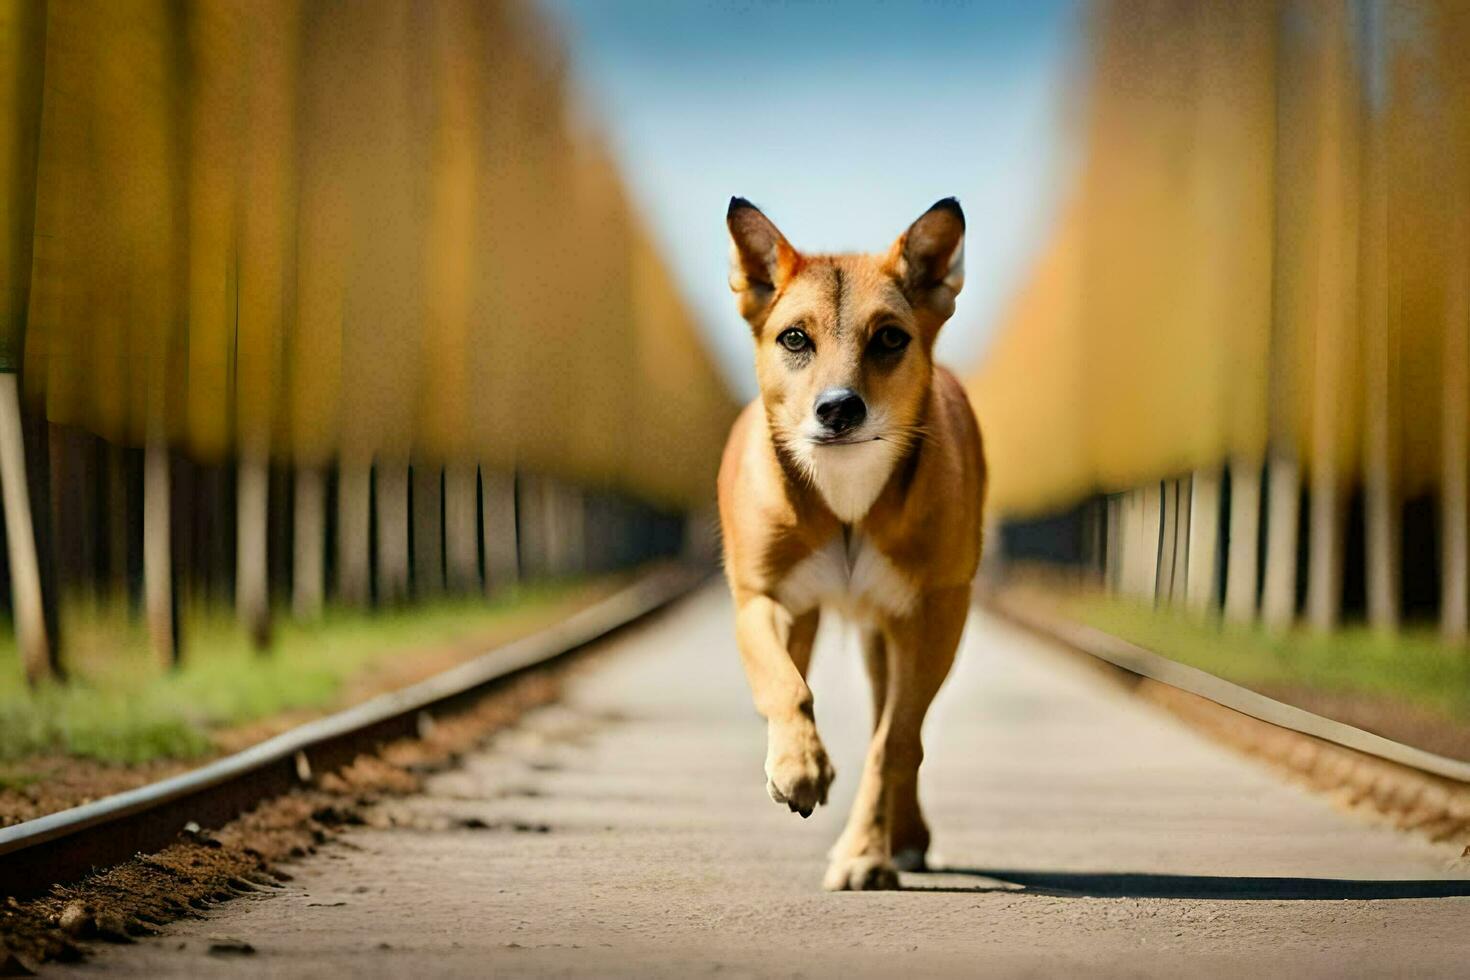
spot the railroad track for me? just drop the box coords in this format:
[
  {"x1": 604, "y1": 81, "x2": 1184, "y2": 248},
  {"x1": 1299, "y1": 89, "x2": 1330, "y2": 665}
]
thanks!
[
  {"x1": 984, "y1": 589, "x2": 1470, "y2": 785},
  {"x1": 8, "y1": 573, "x2": 1459, "y2": 904},
  {"x1": 0, "y1": 563, "x2": 712, "y2": 899},
  {"x1": 983, "y1": 588, "x2": 1470, "y2": 852}
]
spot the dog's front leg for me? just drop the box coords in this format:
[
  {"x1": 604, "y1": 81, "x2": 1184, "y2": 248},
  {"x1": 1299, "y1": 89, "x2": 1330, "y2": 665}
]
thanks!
[
  {"x1": 825, "y1": 587, "x2": 968, "y2": 890},
  {"x1": 735, "y1": 594, "x2": 833, "y2": 818}
]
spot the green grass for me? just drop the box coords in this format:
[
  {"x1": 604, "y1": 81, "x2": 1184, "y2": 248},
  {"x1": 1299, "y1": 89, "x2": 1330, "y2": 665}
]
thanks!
[
  {"x1": 0, "y1": 581, "x2": 594, "y2": 766},
  {"x1": 1053, "y1": 592, "x2": 1470, "y2": 724},
  {"x1": 0, "y1": 769, "x2": 45, "y2": 792}
]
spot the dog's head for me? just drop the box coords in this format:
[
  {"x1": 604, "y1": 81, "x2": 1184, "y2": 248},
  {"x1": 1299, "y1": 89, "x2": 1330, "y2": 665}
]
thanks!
[{"x1": 726, "y1": 197, "x2": 964, "y2": 518}]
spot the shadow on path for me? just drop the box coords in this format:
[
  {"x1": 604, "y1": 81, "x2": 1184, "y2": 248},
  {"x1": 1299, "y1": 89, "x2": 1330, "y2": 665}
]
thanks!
[{"x1": 905, "y1": 867, "x2": 1470, "y2": 900}]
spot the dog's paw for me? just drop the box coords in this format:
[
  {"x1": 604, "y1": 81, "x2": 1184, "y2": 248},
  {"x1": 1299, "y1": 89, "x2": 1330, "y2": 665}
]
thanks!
[
  {"x1": 764, "y1": 723, "x2": 834, "y2": 818},
  {"x1": 823, "y1": 854, "x2": 899, "y2": 892}
]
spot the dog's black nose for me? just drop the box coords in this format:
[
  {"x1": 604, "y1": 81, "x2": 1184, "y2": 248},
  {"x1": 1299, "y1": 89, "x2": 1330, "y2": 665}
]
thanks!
[{"x1": 814, "y1": 388, "x2": 867, "y2": 435}]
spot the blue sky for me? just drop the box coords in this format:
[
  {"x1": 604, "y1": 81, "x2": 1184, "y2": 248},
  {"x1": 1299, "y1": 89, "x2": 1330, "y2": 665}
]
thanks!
[{"x1": 542, "y1": 0, "x2": 1080, "y2": 399}]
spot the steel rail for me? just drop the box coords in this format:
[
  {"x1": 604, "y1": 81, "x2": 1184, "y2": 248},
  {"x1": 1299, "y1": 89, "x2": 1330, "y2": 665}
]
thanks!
[
  {"x1": 983, "y1": 590, "x2": 1470, "y2": 786},
  {"x1": 0, "y1": 563, "x2": 712, "y2": 898}
]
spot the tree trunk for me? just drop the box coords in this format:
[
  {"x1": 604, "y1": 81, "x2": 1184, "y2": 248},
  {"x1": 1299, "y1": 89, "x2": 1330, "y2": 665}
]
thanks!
[
  {"x1": 443, "y1": 462, "x2": 478, "y2": 592},
  {"x1": 1139, "y1": 482, "x2": 1162, "y2": 604},
  {"x1": 481, "y1": 469, "x2": 518, "y2": 593},
  {"x1": 1186, "y1": 467, "x2": 1221, "y2": 613},
  {"x1": 375, "y1": 459, "x2": 409, "y2": 605},
  {"x1": 144, "y1": 439, "x2": 176, "y2": 667},
  {"x1": 1157, "y1": 479, "x2": 1179, "y2": 604},
  {"x1": 1305, "y1": 466, "x2": 1344, "y2": 634},
  {"x1": 1114, "y1": 491, "x2": 1131, "y2": 595},
  {"x1": 1224, "y1": 456, "x2": 1261, "y2": 623},
  {"x1": 547, "y1": 482, "x2": 584, "y2": 578},
  {"x1": 1304, "y1": 3, "x2": 1354, "y2": 636},
  {"x1": 1170, "y1": 478, "x2": 1190, "y2": 606},
  {"x1": 1105, "y1": 494, "x2": 1122, "y2": 593},
  {"x1": 1118, "y1": 489, "x2": 1136, "y2": 596},
  {"x1": 411, "y1": 463, "x2": 443, "y2": 598},
  {"x1": 0, "y1": 374, "x2": 52, "y2": 683},
  {"x1": 236, "y1": 452, "x2": 271, "y2": 648},
  {"x1": 21, "y1": 409, "x2": 62, "y2": 673},
  {"x1": 1361, "y1": 87, "x2": 1399, "y2": 635},
  {"x1": 515, "y1": 472, "x2": 545, "y2": 581},
  {"x1": 1261, "y1": 451, "x2": 1300, "y2": 630},
  {"x1": 337, "y1": 460, "x2": 371, "y2": 607},
  {"x1": 293, "y1": 465, "x2": 325, "y2": 619},
  {"x1": 1122, "y1": 487, "x2": 1146, "y2": 599},
  {"x1": 269, "y1": 465, "x2": 292, "y2": 607}
]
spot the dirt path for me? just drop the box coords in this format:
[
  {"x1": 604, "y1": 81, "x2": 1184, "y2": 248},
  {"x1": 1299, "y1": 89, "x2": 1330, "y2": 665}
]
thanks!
[{"x1": 59, "y1": 585, "x2": 1470, "y2": 978}]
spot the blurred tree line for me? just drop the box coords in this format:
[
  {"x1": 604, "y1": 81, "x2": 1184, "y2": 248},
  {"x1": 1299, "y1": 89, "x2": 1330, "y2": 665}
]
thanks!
[
  {"x1": 970, "y1": 0, "x2": 1470, "y2": 641},
  {"x1": 0, "y1": 0, "x2": 736, "y2": 683}
]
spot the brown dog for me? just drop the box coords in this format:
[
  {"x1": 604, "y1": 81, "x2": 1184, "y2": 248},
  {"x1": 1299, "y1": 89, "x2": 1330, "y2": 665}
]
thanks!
[{"x1": 718, "y1": 197, "x2": 986, "y2": 890}]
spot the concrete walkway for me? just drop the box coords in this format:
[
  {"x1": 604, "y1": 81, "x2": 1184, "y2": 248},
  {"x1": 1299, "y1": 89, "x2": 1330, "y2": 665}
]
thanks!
[{"x1": 65, "y1": 585, "x2": 1470, "y2": 978}]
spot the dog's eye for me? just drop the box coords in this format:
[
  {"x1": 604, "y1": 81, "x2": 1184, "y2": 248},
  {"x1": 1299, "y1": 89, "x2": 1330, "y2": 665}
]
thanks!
[
  {"x1": 777, "y1": 328, "x2": 811, "y2": 353},
  {"x1": 873, "y1": 326, "x2": 910, "y2": 352}
]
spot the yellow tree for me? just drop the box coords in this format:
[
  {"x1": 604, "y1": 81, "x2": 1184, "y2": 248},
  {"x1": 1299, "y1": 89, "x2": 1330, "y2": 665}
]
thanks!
[
  {"x1": 289, "y1": 0, "x2": 351, "y2": 609},
  {"x1": 1, "y1": 0, "x2": 54, "y2": 681},
  {"x1": 233, "y1": 0, "x2": 300, "y2": 639},
  {"x1": 417, "y1": 0, "x2": 481, "y2": 595},
  {"x1": 86, "y1": 0, "x2": 188, "y2": 664},
  {"x1": 627, "y1": 218, "x2": 741, "y2": 511},
  {"x1": 1301, "y1": 0, "x2": 1362, "y2": 634},
  {"x1": 335, "y1": 0, "x2": 426, "y2": 606},
  {"x1": 1434, "y1": 0, "x2": 1470, "y2": 641}
]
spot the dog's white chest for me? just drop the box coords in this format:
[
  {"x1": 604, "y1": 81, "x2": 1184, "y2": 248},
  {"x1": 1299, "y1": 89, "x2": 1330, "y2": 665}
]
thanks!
[{"x1": 775, "y1": 532, "x2": 917, "y2": 620}]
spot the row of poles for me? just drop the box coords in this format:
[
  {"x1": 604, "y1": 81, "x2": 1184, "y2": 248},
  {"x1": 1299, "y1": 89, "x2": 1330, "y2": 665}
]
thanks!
[
  {"x1": 0, "y1": 0, "x2": 738, "y2": 684},
  {"x1": 2, "y1": 410, "x2": 688, "y2": 683},
  {"x1": 1103, "y1": 463, "x2": 1460, "y2": 635},
  {"x1": 969, "y1": 0, "x2": 1470, "y2": 640}
]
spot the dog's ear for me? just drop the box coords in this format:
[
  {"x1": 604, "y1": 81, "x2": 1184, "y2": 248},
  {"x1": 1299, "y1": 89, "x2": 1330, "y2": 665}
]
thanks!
[
  {"x1": 727, "y1": 197, "x2": 801, "y2": 327},
  {"x1": 886, "y1": 197, "x2": 965, "y2": 323}
]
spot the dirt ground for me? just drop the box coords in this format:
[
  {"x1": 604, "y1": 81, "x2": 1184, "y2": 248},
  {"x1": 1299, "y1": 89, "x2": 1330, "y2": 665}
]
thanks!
[
  {"x1": 0, "y1": 665, "x2": 566, "y2": 970},
  {"x1": 0, "y1": 581, "x2": 623, "y2": 827},
  {"x1": 41, "y1": 586, "x2": 1470, "y2": 978}
]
